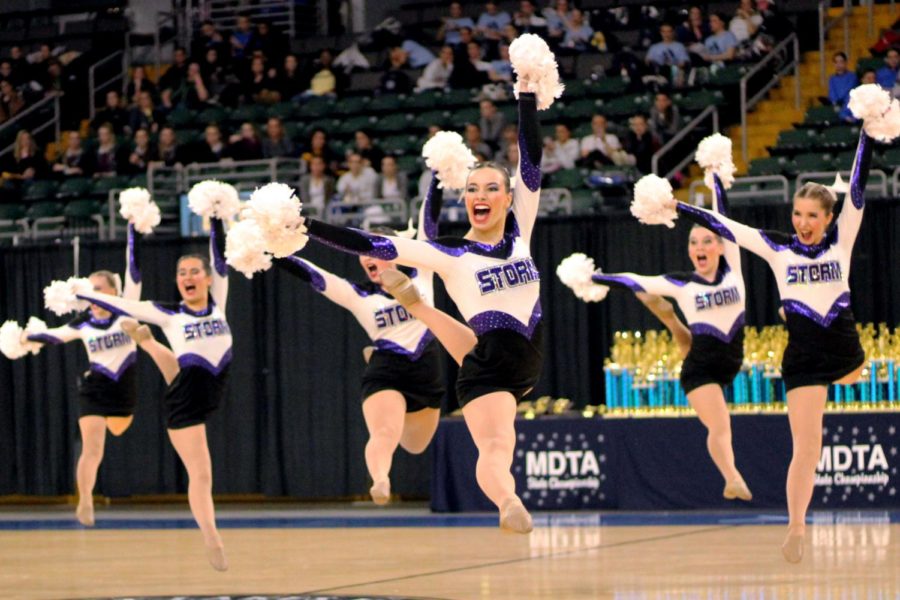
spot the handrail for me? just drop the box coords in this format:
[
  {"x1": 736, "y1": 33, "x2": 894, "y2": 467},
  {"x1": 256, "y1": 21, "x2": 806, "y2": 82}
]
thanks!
[
  {"x1": 819, "y1": 0, "x2": 851, "y2": 88},
  {"x1": 688, "y1": 175, "x2": 790, "y2": 205},
  {"x1": 325, "y1": 198, "x2": 408, "y2": 227},
  {"x1": 0, "y1": 95, "x2": 61, "y2": 159},
  {"x1": 88, "y1": 50, "x2": 126, "y2": 120},
  {"x1": 740, "y1": 34, "x2": 801, "y2": 164},
  {"x1": 796, "y1": 170, "x2": 889, "y2": 197},
  {"x1": 894, "y1": 166, "x2": 900, "y2": 197},
  {"x1": 651, "y1": 105, "x2": 718, "y2": 179}
]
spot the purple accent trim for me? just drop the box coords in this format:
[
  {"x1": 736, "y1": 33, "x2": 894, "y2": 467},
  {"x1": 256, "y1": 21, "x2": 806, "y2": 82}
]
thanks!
[
  {"x1": 690, "y1": 313, "x2": 745, "y2": 343},
  {"x1": 467, "y1": 299, "x2": 542, "y2": 338},
  {"x1": 423, "y1": 175, "x2": 440, "y2": 240},
  {"x1": 849, "y1": 132, "x2": 870, "y2": 210},
  {"x1": 179, "y1": 301, "x2": 215, "y2": 317},
  {"x1": 518, "y1": 129, "x2": 542, "y2": 192},
  {"x1": 286, "y1": 257, "x2": 326, "y2": 292},
  {"x1": 79, "y1": 295, "x2": 130, "y2": 317},
  {"x1": 373, "y1": 331, "x2": 435, "y2": 361},
  {"x1": 315, "y1": 228, "x2": 400, "y2": 261},
  {"x1": 712, "y1": 175, "x2": 728, "y2": 216},
  {"x1": 593, "y1": 274, "x2": 645, "y2": 292},
  {"x1": 427, "y1": 227, "x2": 519, "y2": 260},
  {"x1": 349, "y1": 281, "x2": 388, "y2": 298},
  {"x1": 127, "y1": 224, "x2": 141, "y2": 284},
  {"x1": 177, "y1": 349, "x2": 233, "y2": 375},
  {"x1": 759, "y1": 230, "x2": 790, "y2": 252},
  {"x1": 27, "y1": 333, "x2": 64, "y2": 345},
  {"x1": 89, "y1": 352, "x2": 137, "y2": 381},
  {"x1": 210, "y1": 220, "x2": 228, "y2": 276},
  {"x1": 782, "y1": 293, "x2": 851, "y2": 328},
  {"x1": 759, "y1": 230, "x2": 838, "y2": 259},
  {"x1": 663, "y1": 274, "x2": 689, "y2": 287},
  {"x1": 151, "y1": 302, "x2": 179, "y2": 315},
  {"x1": 677, "y1": 204, "x2": 736, "y2": 242}
]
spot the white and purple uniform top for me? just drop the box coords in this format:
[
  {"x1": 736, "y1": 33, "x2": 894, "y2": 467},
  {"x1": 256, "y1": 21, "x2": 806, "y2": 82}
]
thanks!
[
  {"x1": 593, "y1": 175, "x2": 745, "y2": 344},
  {"x1": 676, "y1": 132, "x2": 873, "y2": 332},
  {"x1": 26, "y1": 225, "x2": 143, "y2": 381},
  {"x1": 307, "y1": 93, "x2": 544, "y2": 341},
  {"x1": 278, "y1": 179, "x2": 444, "y2": 359},
  {"x1": 74, "y1": 218, "x2": 233, "y2": 377}
]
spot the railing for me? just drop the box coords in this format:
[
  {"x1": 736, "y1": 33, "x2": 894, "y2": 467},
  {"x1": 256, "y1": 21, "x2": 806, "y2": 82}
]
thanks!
[
  {"x1": 740, "y1": 34, "x2": 801, "y2": 164},
  {"x1": 651, "y1": 105, "x2": 718, "y2": 179},
  {"x1": 894, "y1": 166, "x2": 900, "y2": 197},
  {"x1": 182, "y1": 158, "x2": 302, "y2": 189},
  {"x1": 88, "y1": 51, "x2": 127, "y2": 121},
  {"x1": 196, "y1": 0, "x2": 296, "y2": 42},
  {"x1": 819, "y1": 0, "x2": 851, "y2": 88},
  {"x1": 0, "y1": 95, "x2": 60, "y2": 158},
  {"x1": 152, "y1": 11, "x2": 182, "y2": 84},
  {"x1": 325, "y1": 198, "x2": 408, "y2": 228},
  {"x1": 688, "y1": 175, "x2": 791, "y2": 206},
  {"x1": 797, "y1": 169, "x2": 889, "y2": 197}
]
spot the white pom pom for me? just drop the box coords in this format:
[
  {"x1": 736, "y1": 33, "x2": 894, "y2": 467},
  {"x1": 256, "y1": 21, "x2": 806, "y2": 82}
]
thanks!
[
  {"x1": 225, "y1": 219, "x2": 273, "y2": 278},
  {"x1": 556, "y1": 253, "x2": 609, "y2": 303},
  {"x1": 244, "y1": 183, "x2": 308, "y2": 258},
  {"x1": 188, "y1": 180, "x2": 241, "y2": 220},
  {"x1": 1, "y1": 321, "x2": 35, "y2": 359},
  {"x1": 631, "y1": 175, "x2": 677, "y2": 228},
  {"x1": 422, "y1": 131, "x2": 477, "y2": 190},
  {"x1": 119, "y1": 187, "x2": 162, "y2": 234},
  {"x1": 509, "y1": 33, "x2": 565, "y2": 110},
  {"x1": 695, "y1": 133, "x2": 736, "y2": 190},
  {"x1": 575, "y1": 280, "x2": 610, "y2": 302},
  {"x1": 44, "y1": 277, "x2": 92, "y2": 316},
  {"x1": 863, "y1": 98, "x2": 900, "y2": 143},
  {"x1": 849, "y1": 84, "x2": 891, "y2": 121},
  {"x1": 395, "y1": 218, "x2": 417, "y2": 239}
]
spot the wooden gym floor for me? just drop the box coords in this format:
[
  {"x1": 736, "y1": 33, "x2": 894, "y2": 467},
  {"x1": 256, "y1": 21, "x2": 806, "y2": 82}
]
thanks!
[{"x1": 0, "y1": 506, "x2": 898, "y2": 599}]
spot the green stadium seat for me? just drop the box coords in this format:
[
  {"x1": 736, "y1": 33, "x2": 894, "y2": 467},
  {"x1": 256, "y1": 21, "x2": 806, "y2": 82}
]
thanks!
[
  {"x1": 90, "y1": 176, "x2": 130, "y2": 197},
  {"x1": 498, "y1": 103, "x2": 517, "y2": 124},
  {"x1": 819, "y1": 126, "x2": 861, "y2": 150},
  {"x1": 304, "y1": 118, "x2": 340, "y2": 138},
  {"x1": 562, "y1": 79, "x2": 587, "y2": 99},
  {"x1": 0, "y1": 204, "x2": 26, "y2": 221},
  {"x1": 229, "y1": 104, "x2": 268, "y2": 124},
  {"x1": 297, "y1": 96, "x2": 334, "y2": 118},
  {"x1": 834, "y1": 150, "x2": 858, "y2": 171},
  {"x1": 773, "y1": 128, "x2": 819, "y2": 154},
  {"x1": 26, "y1": 201, "x2": 64, "y2": 219},
  {"x1": 572, "y1": 123, "x2": 592, "y2": 138},
  {"x1": 167, "y1": 107, "x2": 195, "y2": 128},
  {"x1": 268, "y1": 102, "x2": 297, "y2": 120},
  {"x1": 708, "y1": 64, "x2": 748, "y2": 86},
  {"x1": 22, "y1": 180, "x2": 59, "y2": 203},
  {"x1": 175, "y1": 129, "x2": 201, "y2": 146},
  {"x1": 747, "y1": 156, "x2": 787, "y2": 176},
  {"x1": 413, "y1": 109, "x2": 449, "y2": 130},
  {"x1": 802, "y1": 105, "x2": 841, "y2": 128},
  {"x1": 333, "y1": 95, "x2": 371, "y2": 116},
  {"x1": 338, "y1": 115, "x2": 377, "y2": 136},
  {"x1": 369, "y1": 94, "x2": 405, "y2": 113},
  {"x1": 282, "y1": 121, "x2": 303, "y2": 142},
  {"x1": 584, "y1": 77, "x2": 627, "y2": 98},
  {"x1": 571, "y1": 189, "x2": 600, "y2": 214},
  {"x1": 381, "y1": 135, "x2": 420, "y2": 155},
  {"x1": 547, "y1": 168, "x2": 587, "y2": 189},
  {"x1": 55, "y1": 177, "x2": 93, "y2": 199},
  {"x1": 563, "y1": 98, "x2": 601, "y2": 121},
  {"x1": 878, "y1": 147, "x2": 900, "y2": 169},
  {"x1": 403, "y1": 89, "x2": 441, "y2": 111},
  {"x1": 790, "y1": 152, "x2": 834, "y2": 174},
  {"x1": 455, "y1": 107, "x2": 481, "y2": 125},
  {"x1": 677, "y1": 90, "x2": 724, "y2": 113},
  {"x1": 603, "y1": 93, "x2": 651, "y2": 119},
  {"x1": 441, "y1": 88, "x2": 477, "y2": 107},
  {"x1": 197, "y1": 106, "x2": 227, "y2": 125},
  {"x1": 64, "y1": 199, "x2": 102, "y2": 218},
  {"x1": 856, "y1": 57, "x2": 883, "y2": 76},
  {"x1": 373, "y1": 113, "x2": 414, "y2": 134},
  {"x1": 396, "y1": 155, "x2": 421, "y2": 174}
]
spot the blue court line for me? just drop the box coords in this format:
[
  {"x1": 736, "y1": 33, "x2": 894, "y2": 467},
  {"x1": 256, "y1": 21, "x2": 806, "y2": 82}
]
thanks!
[{"x1": 1, "y1": 510, "x2": 898, "y2": 531}]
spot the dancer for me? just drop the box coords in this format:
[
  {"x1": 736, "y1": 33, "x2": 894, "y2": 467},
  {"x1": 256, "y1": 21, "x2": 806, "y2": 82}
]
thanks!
[
  {"x1": 274, "y1": 175, "x2": 447, "y2": 505},
  {"x1": 57, "y1": 182, "x2": 238, "y2": 571},
  {"x1": 638, "y1": 111, "x2": 882, "y2": 562},
  {"x1": 281, "y1": 35, "x2": 561, "y2": 533},
  {"x1": 561, "y1": 171, "x2": 752, "y2": 502}
]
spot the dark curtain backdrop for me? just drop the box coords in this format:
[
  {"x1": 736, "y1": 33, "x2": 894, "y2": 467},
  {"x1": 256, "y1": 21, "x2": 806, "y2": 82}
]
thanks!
[{"x1": 2, "y1": 198, "x2": 899, "y2": 498}]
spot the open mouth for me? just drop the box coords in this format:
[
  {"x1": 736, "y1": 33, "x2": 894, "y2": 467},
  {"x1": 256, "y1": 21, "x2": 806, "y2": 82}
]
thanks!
[
  {"x1": 184, "y1": 284, "x2": 197, "y2": 294},
  {"x1": 472, "y1": 203, "x2": 491, "y2": 224},
  {"x1": 798, "y1": 231, "x2": 813, "y2": 244},
  {"x1": 696, "y1": 254, "x2": 708, "y2": 268}
]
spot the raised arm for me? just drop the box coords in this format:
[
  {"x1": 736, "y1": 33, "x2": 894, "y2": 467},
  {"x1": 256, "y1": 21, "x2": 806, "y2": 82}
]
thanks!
[
  {"x1": 276, "y1": 255, "x2": 365, "y2": 311},
  {"x1": 74, "y1": 291, "x2": 173, "y2": 327},
  {"x1": 513, "y1": 92, "x2": 542, "y2": 245},
  {"x1": 26, "y1": 322, "x2": 81, "y2": 346},
  {"x1": 836, "y1": 131, "x2": 874, "y2": 252},
  {"x1": 592, "y1": 271, "x2": 686, "y2": 299},
  {"x1": 675, "y1": 202, "x2": 777, "y2": 261},
  {"x1": 122, "y1": 224, "x2": 142, "y2": 301},
  {"x1": 417, "y1": 173, "x2": 444, "y2": 242},
  {"x1": 209, "y1": 217, "x2": 228, "y2": 311},
  {"x1": 711, "y1": 174, "x2": 742, "y2": 277}
]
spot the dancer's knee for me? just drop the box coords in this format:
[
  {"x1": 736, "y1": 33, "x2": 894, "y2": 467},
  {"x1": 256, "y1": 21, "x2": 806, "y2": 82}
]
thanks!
[
  {"x1": 369, "y1": 423, "x2": 403, "y2": 446},
  {"x1": 477, "y1": 434, "x2": 515, "y2": 459},
  {"x1": 400, "y1": 437, "x2": 429, "y2": 455}
]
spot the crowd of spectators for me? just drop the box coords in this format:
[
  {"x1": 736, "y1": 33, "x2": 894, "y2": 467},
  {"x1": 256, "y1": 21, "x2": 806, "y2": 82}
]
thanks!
[{"x1": 0, "y1": 43, "x2": 71, "y2": 124}]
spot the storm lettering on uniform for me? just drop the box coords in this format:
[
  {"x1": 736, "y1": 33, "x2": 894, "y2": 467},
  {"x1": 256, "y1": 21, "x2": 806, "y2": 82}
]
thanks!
[
  {"x1": 476, "y1": 258, "x2": 541, "y2": 294},
  {"x1": 183, "y1": 318, "x2": 231, "y2": 341},
  {"x1": 786, "y1": 262, "x2": 842, "y2": 285},
  {"x1": 695, "y1": 286, "x2": 741, "y2": 311},
  {"x1": 87, "y1": 332, "x2": 131, "y2": 353},
  {"x1": 375, "y1": 305, "x2": 415, "y2": 328}
]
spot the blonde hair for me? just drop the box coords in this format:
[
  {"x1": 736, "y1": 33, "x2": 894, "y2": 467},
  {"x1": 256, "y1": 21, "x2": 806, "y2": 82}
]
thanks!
[
  {"x1": 90, "y1": 270, "x2": 122, "y2": 295},
  {"x1": 794, "y1": 182, "x2": 837, "y2": 213},
  {"x1": 13, "y1": 130, "x2": 37, "y2": 161}
]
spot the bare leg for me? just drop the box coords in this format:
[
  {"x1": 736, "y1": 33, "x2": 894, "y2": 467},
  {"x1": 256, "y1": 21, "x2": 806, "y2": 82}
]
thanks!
[
  {"x1": 120, "y1": 318, "x2": 180, "y2": 385},
  {"x1": 687, "y1": 384, "x2": 750, "y2": 499},
  {"x1": 167, "y1": 424, "x2": 226, "y2": 571},
  {"x1": 636, "y1": 292, "x2": 692, "y2": 359},
  {"x1": 361, "y1": 391, "x2": 406, "y2": 504},
  {"x1": 462, "y1": 392, "x2": 532, "y2": 533},
  {"x1": 783, "y1": 385, "x2": 828, "y2": 563},
  {"x1": 399, "y1": 408, "x2": 441, "y2": 454},
  {"x1": 105, "y1": 415, "x2": 134, "y2": 437},
  {"x1": 75, "y1": 416, "x2": 107, "y2": 526}
]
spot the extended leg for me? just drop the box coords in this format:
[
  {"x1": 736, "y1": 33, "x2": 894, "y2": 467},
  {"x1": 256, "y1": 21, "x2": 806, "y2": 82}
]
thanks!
[
  {"x1": 75, "y1": 416, "x2": 107, "y2": 526},
  {"x1": 399, "y1": 408, "x2": 441, "y2": 455},
  {"x1": 361, "y1": 390, "x2": 406, "y2": 505},
  {"x1": 120, "y1": 318, "x2": 180, "y2": 385},
  {"x1": 687, "y1": 384, "x2": 750, "y2": 500}
]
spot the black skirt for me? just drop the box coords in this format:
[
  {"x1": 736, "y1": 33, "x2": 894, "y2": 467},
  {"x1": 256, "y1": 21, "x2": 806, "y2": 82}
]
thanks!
[
  {"x1": 361, "y1": 340, "x2": 445, "y2": 412},
  {"x1": 680, "y1": 331, "x2": 744, "y2": 395},
  {"x1": 77, "y1": 366, "x2": 138, "y2": 418},
  {"x1": 781, "y1": 308, "x2": 864, "y2": 391},
  {"x1": 455, "y1": 323, "x2": 544, "y2": 408},
  {"x1": 164, "y1": 365, "x2": 229, "y2": 429}
]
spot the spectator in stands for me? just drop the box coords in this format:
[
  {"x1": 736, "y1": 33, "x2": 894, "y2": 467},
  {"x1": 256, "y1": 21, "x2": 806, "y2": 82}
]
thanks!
[
  {"x1": 378, "y1": 47, "x2": 412, "y2": 95},
  {"x1": 490, "y1": 43, "x2": 513, "y2": 82},
  {"x1": 7, "y1": 46, "x2": 28, "y2": 86},
  {"x1": 53, "y1": 131, "x2": 90, "y2": 178},
  {"x1": 261, "y1": 117, "x2": 296, "y2": 159},
  {"x1": 92, "y1": 124, "x2": 124, "y2": 177},
  {"x1": 30, "y1": 43, "x2": 53, "y2": 85},
  {"x1": 497, "y1": 122, "x2": 518, "y2": 159},
  {"x1": 41, "y1": 59, "x2": 65, "y2": 97},
  {"x1": 0, "y1": 79, "x2": 25, "y2": 123},
  {"x1": 416, "y1": 46, "x2": 454, "y2": 92},
  {"x1": 501, "y1": 24, "x2": 520, "y2": 46},
  {"x1": 646, "y1": 23, "x2": 690, "y2": 85},
  {"x1": 126, "y1": 66, "x2": 157, "y2": 107},
  {"x1": 126, "y1": 128, "x2": 158, "y2": 175},
  {"x1": 729, "y1": 0, "x2": 762, "y2": 45},
  {"x1": 580, "y1": 114, "x2": 621, "y2": 168},
  {"x1": 649, "y1": 91, "x2": 682, "y2": 142},
  {"x1": 181, "y1": 62, "x2": 211, "y2": 109},
  {"x1": 559, "y1": 9, "x2": 594, "y2": 53},
  {"x1": 464, "y1": 123, "x2": 492, "y2": 159},
  {"x1": 376, "y1": 156, "x2": 408, "y2": 202},
  {"x1": 230, "y1": 14, "x2": 255, "y2": 62},
  {"x1": 0, "y1": 131, "x2": 47, "y2": 197},
  {"x1": 227, "y1": 122, "x2": 263, "y2": 161},
  {"x1": 0, "y1": 61, "x2": 14, "y2": 86},
  {"x1": 351, "y1": 130, "x2": 385, "y2": 172},
  {"x1": 336, "y1": 152, "x2": 377, "y2": 205},
  {"x1": 678, "y1": 6, "x2": 710, "y2": 49},
  {"x1": 302, "y1": 129, "x2": 340, "y2": 175},
  {"x1": 703, "y1": 13, "x2": 738, "y2": 65},
  {"x1": 476, "y1": 1, "x2": 511, "y2": 58},
  {"x1": 828, "y1": 52, "x2": 858, "y2": 122},
  {"x1": 200, "y1": 47, "x2": 234, "y2": 106},
  {"x1": 91, "y1": 90, "x2": 128, "y2": 134},
  {"x1": 159, "y1": 47, "x2": 190, "y2": 107},
  {"x1": 155, "y1": 126, "x2": 181, "y2": 167},
  {"x1": 466, "y1": 41, "x2": 494, "y2": 76},
  {"x1": 876, "y1": 48, "x2": 900, "y2": 90},
  {"x1": 623, "y1": 114, "x2": 659, "y2": 174},
  {"x1": 128, "y1": 91, "x2": 164, "y2": 135},
  {"x1": 275, "y1": 54, "x2": 309, "y2": 101},
  {"x1": 496, "y1": 141, "x2": 519, "y2": 176},
  {"x1": 401, "y1": 40, "x2": 436, "y2": 68},
  {"x1": 756, "y1": 0, "x2": 792, "y2": 49},
  {"x1": 860, "y1": 68, "x2": 877, "y2": 86},
  {"x1": 299, "y1": 155, "x2": 335, "y2": 214},
  {"x1": 194, "y1": 124, "x2": 228, "y2": 164},
  {"x1": 449, "y1": 42, "x2": 490, "y2": 89},
  {"x1": 514, "y1": 1, "x2": 548, "y2": 36},
  {"x1": 544, "y1": 0, "x2": 573, "y2": 46},
  {"x1": 243, "y1": 55, "x2": 280, "y2": 104},
  {"x1": 438, "y1": 2, "x2": 476, "y2": 46},
  {"x1": 248, "y1": 21, "x2": 288, "y2": 65},
  {"x1": 541, "y1": 123, "x2": 579, "y2": 173},
  {"x1": 192, "y1": 21, "x2": 229, "y2": 63},
  {"x1": 305, "y1": 49, "x2": 345, "y2": 97},
  {"x1": 479, "y1": 99, "x2": 506, "y2": 150}
]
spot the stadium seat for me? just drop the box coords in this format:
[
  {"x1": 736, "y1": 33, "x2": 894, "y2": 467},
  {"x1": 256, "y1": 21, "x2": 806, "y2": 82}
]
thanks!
[
  {"x1": 708, "y1": 64, "x2": 747, "y2": 86},
  {"x1": 819, "y1": 126, "x2": 861, "y2": 150},
  {"x1": 403, "y1": 89, "x2": 441, "y2": 111},
  {"x1": 229, "y1": 104, "x2": 268, "y2": 124},
  {"x1": 297, "y1": 96, "x2": 335, "y2": 118},
  {"x1": 373, "y1": 113, "x2": 414, "y2": 134},
  {"x1": 197, "y1": 106, "x2": 228, "y2": 126},
  {"x1": 368, "y1": 94, "x2": 405, "y2": 113},
  {"x1": 802, "y1": 105, "x2": 841, "y2": 128},
  {"x1": 772, "y1": 129, "x2": 819, "y2": 154},
  {"x1": 22, "y1": 180, "x2": 59, "y2": 203},
  {"x1": 603, "y1": 93, "x2": 651, "y2": 119},
  {"x1": 338, "y1": 115, "x2": 377, "y2": 136},
  {"x1": 167, "y1": 107, "x2": 195, "y2": 128},
  {"x1": 677, "y1": 90, "x2": 724, "y2": 113},
  {"x1": 790, "y1": 152, "x2": 834, "y2": 175},
  {"x1": 564, "y1": 98, "x2": 601, "y2": 121},
  {"x1": 381, "y1": 134, "x2": 419, "y2": 155},
  {"x1": 562, "y1": 79, "x2": 587, "y2": 99},
  {"x1": 440, "y1": 88, "x2": 477, "y2": 107},
  {"x1": 413, "y1": 109, "x2": 450, "y2": 130},
  {"x1": 268, "y1": 102, "x2": 297, "y2": 120},
  {"x1": 548, "y1": 168, "x2": 587, "y2": 189},
  {"x1": 396, "y1": 155, "x2": 421, "y2": 174},
  {"x1": 747, "y1": 156, "x2": 787, "y2": 177},
  {"x1": 333, "y1": 95, "x2": 371, "y2": 116},
  {"x1": 90, "y1": 176, "x2": 130, "y2": 197},
  {"x1": 55, "y1": 177, "x2": 93, "y2": 199},
  {"x1": 63, "y1": 199, "x2": 102, "y2": 218},
  {"x1": 583, "y1": 77, "x2": 627, "y2": 98},
  {"x1": 454, "y1": 106, "x2": 481, "y2": 125}
]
